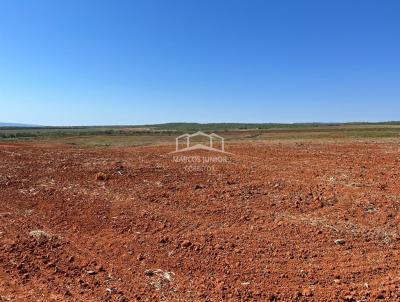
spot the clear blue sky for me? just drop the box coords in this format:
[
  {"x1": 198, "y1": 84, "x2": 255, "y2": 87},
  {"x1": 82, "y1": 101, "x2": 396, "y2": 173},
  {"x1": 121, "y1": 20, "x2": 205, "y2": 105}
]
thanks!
[{"x1": 1, "y1": 0, "x2": 399, "y2": 126}]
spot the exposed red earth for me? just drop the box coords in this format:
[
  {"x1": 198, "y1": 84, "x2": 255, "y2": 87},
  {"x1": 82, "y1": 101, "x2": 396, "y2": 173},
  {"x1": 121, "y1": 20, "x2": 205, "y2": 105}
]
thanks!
[{"x1": 0, "y1": 141, "x2": 399, "y2": 301}]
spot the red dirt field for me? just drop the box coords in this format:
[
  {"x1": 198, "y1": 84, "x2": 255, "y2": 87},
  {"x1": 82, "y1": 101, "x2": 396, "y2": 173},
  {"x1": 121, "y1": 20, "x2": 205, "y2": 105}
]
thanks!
[{"x1": 0, "y1": 141, "x2": 399, "y2": 301}]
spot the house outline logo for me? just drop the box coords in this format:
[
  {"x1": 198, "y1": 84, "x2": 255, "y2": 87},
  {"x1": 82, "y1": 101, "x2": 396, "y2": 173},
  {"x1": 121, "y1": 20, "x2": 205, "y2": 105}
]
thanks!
[{"x1": 170, "y1": 131, "x2": 228, "y2": 154}]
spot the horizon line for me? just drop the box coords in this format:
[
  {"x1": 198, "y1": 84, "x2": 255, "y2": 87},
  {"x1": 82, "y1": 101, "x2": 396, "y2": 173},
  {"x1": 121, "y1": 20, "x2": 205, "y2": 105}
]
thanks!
[{"x1": 2, "y1": 120, "x2": 400, "y2": 128}]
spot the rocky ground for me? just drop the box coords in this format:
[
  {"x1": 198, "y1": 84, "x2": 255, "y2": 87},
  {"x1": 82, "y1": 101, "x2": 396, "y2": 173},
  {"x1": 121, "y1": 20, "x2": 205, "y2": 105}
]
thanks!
[{"x1": 0, "y1": 141, "x2": 399, "y2": 301}]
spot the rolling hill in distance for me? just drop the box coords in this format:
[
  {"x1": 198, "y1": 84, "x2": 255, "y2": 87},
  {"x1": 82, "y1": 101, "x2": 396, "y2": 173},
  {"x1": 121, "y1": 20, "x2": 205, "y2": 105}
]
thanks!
[{"x1": 0, "y1": 122, "x2": 41, "y2": 127}]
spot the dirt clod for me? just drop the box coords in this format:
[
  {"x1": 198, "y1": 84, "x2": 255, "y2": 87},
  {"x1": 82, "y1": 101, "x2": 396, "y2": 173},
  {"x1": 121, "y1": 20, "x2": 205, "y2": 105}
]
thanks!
[
  {"x1": 302, "y1": 287, "x2": 313, "y2": 296},
  {"x1": 181, "y1": 240, "x2": 191, "y2": 248},
  {"x1": 95, "y1": 172, "x2": 108, "y2": 181}
]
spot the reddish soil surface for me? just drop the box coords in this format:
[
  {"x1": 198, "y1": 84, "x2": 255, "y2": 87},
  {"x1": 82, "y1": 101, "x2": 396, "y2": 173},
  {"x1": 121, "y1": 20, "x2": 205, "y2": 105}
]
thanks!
[{"x1": 0, "y1": 141, "x2": 399, "y2": 301}]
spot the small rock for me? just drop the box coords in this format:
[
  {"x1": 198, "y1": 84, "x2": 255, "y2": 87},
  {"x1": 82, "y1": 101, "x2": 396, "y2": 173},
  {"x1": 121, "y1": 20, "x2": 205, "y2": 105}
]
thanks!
[
  {"x1": 29, "y1": 230, "x2": 51, "y2": 242},
  {"x1": 334, "y1": 279, "x2": 341, "y2": 285},
  {"x1": 163, "y1": 271, "x2": 174, "y2": 282},
  {"x1": 334, "y1": 239, "x2": 346, "y2": 245},
  {"x1": 181, "y1": 240, "x2": 191, "y2": 248},
  {"x1": 302, "y1": 287, "x2": 313, "y2": 297},
  {"x1": 86, "y1": 270, "x2": 97, "y2": 275},
  {"x1": 106, "y1": 288, "x2": 113, "y2": 294}
]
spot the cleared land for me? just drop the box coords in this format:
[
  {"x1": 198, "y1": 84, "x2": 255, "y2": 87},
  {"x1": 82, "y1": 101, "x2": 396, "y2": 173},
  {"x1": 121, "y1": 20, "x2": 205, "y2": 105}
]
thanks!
[{"x1": 0, "y1": 126, "x2": 399, "y2": 301}]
